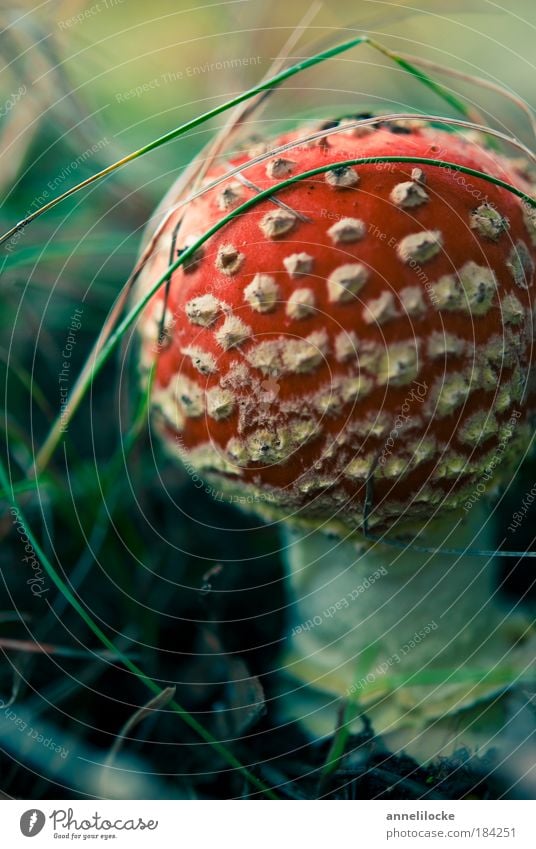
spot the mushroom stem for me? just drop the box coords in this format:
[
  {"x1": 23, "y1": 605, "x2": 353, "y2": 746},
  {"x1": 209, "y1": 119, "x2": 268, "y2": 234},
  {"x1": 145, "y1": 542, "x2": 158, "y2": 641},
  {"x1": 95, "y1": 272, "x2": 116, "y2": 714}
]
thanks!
[{"x1": 279, "y1": 504, "x2": 533, "y2": 762}]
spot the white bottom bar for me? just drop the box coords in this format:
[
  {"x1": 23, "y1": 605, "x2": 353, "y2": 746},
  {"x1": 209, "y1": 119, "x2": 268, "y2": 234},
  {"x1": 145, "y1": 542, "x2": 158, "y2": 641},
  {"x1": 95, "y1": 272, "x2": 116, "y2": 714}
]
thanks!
[{"x1": 2, "y1": 800, "x2": 535, "y2": 848}]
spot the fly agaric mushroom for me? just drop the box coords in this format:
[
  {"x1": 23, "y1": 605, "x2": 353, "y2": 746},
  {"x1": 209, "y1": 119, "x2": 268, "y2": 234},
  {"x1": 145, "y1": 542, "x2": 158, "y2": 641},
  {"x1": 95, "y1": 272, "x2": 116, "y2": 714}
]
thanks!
[{"x1": 135, "y1": 118, "x2": 536, "y2": 761}]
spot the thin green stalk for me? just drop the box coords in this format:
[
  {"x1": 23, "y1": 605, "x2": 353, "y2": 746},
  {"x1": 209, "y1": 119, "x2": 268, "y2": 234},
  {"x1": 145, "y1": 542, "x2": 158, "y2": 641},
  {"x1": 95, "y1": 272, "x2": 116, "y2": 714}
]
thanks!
[
  {"x1": 0, "y1": 237, "x2": 135, "y2": 271},
  {"x1": 320, "y1": 700, "x2": 362, "y2": 782},
  {"x1": 367, "y1": 38, "x2": 471, "y2": 120},
  {"x1": 0, "y1": 479, "x2": 52, "y2": 499},
  {"x1": 365, "y1": 528, "x2": 536, "y2": 560},
  {"x1": 33, "y1": 154, "x2": 536, "y2": 474},
  {"x1": 37, "y1": 368, "x2": 154, "y2": 630},
  {"x1": 353, "y1": 663, "x2": 533, "y2": 701},
  {"x1": 0, "y1": 35, "x2": 473, "y2": 247},
  {"x1": 0, "y1": 35, "x2": 369, "y2": 246},
  {"x1": 0, "y1": 458, "x2": 277, "y2": 799},
  {"x1": 394, "y1": 50, "x2": 536, "y2": 141},
  {"x1": 0, "y1": 638, "x2": 140, "y2": 661}
]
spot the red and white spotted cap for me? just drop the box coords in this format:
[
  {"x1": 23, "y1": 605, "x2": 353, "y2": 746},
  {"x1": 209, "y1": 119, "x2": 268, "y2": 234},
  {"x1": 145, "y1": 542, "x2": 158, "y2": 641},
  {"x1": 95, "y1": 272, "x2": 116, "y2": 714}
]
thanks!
[{"x1": 135, "y1": 119, "x2": 536, "y2": 533}]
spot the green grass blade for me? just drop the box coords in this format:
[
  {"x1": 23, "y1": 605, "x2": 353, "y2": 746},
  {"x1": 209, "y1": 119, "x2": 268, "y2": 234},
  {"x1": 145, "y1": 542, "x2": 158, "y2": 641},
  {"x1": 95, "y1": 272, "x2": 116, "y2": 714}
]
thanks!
[
  {"x1": 0, "y1": 34, "x2": 372, "y2": 247},
  {"x1": 0, "y1": 33, "x2": 481, "y2": 247},
  {"x1": 320, "y1": 700, "x2": 362, "y2": 782},
  {"x1": 0, "y1": 457, "x2": 277, "y2": 799},
  {"x1": 0, "y1": 479, "x2": 52, "y2": 499},
  {"x1": 0, "y1": 237, "x2": 135, "y2": 271},
  {"x1": 371, "y1": 40, "x2": 472, "y2": 119},
  {"x1": 353, "y1": 663, "x2": 533, "y2": 699},
  {"x1": 33, "y1": 154, "x2": 536, "y2": 474}
]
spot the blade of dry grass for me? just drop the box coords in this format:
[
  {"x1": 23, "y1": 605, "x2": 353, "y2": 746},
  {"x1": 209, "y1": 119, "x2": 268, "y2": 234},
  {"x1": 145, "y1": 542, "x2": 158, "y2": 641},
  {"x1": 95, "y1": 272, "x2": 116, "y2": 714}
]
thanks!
[
  {"x1": 31, "y1": 109, "x2": 536, "y2": 478},
  {"x1": 0, "y1": 454, "x2": 278, "y2": 798}
]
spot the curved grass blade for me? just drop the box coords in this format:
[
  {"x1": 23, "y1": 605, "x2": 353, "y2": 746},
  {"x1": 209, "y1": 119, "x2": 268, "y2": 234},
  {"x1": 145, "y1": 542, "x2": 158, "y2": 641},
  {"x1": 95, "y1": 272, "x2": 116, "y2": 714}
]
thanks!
[
  {"x1": 136, "y1": 2, "x2": 323, "y2": 264},
  {"x1": 0, "y1": 637, "x2": 139, "y2": 661},
  {"x1": 0, "y1": 458, "x2": 278, "y2": 799},
  {"x1": 0, "y1": 35, "x2": 372, "y2": 247},
  {"x1": 35, "y1": 367, "x2": 154, "y2": 633},
  {"x1": 0, "y1": 236, "x2": 135, "y2": 271},
  {"x1": 32, "y1": 154, "x2": 536, "y2": 475},
  {"x1": 353, "y1": 662, "x2": 534, "y2": 700},
  {"x1": 364, "y1": 528, "x2": 536, "y2": 560},
  {"x1": 367, "y1": 38, "x2": 473, "y2": 121},
  {"x1": 396, "y1": 51, "x2": 536, "y2": 142},
  {"x1": 319, "y1": 700, "x2": 362, "y2": 783},
  {"x1": 30, "y1": 108, "x2": 535, "y2": 480},
  {"x1": 101, "y1": 686, "x2": 176, "y2": 794},
  {"x1": 0, "y1": 478, "x2": 52, "y2": 500},
  {"x1": 0, "y1": 33, "x2": 479, "y2": 247}
]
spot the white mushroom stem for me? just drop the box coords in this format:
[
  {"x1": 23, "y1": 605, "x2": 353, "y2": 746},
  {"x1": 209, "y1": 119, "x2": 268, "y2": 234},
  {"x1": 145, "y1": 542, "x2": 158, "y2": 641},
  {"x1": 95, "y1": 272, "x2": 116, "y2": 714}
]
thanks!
[{"x1": 279, "y1": 504, "x2": 534, "y2": 762}]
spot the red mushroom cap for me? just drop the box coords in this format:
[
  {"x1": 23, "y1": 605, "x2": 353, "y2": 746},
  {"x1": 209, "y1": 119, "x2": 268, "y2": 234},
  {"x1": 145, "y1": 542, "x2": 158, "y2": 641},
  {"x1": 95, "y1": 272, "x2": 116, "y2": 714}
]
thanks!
[{"x1": 136, "y1": 119, "x2": 536, "y2": 533}]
